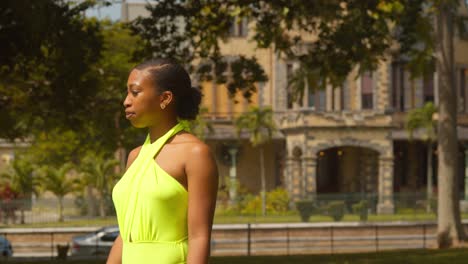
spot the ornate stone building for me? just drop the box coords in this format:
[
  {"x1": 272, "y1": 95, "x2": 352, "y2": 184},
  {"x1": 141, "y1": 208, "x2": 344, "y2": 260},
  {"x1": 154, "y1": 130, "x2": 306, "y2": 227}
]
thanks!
[{"x1": 120, "y1": 1, "x2": 468, "y2": 214}]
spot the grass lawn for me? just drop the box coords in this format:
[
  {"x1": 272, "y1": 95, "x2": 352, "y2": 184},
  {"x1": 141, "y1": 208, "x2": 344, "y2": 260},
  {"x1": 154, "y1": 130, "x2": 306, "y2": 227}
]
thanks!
[{"x1": 4, "y1": 249, "x2": 468, "y2": 263}]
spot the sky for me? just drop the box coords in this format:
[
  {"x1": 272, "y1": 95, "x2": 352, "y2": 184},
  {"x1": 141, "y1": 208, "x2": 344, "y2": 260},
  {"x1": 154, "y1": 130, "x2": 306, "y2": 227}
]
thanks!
[{"x1": 85, "y1": 0, "x2": 147, "y2": 21}]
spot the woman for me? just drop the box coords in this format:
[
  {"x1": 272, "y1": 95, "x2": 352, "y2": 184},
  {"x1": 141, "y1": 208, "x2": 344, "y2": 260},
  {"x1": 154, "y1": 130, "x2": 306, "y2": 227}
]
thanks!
[{"x1": 107, "y1": 58, "x2": 218, "y2": 264}]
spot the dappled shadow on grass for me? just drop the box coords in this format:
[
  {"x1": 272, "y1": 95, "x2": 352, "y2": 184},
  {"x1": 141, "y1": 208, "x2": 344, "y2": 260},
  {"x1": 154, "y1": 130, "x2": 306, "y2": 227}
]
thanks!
[{"x1": 4, "y1": 249, "x2": 468, "y2": 264}]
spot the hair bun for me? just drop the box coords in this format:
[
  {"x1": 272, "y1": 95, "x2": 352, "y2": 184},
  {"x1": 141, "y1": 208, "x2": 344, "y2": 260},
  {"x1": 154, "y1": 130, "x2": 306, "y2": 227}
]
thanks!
[{"x1": 177, "y1": 86, "x2": 202, "y2": 120}]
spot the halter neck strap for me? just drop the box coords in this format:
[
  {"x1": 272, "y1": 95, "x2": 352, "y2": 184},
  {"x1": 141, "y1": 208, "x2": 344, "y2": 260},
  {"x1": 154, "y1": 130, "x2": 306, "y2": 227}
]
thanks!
[{"x1": 145, "y1": 123, "x2": 186, "y2": 159}]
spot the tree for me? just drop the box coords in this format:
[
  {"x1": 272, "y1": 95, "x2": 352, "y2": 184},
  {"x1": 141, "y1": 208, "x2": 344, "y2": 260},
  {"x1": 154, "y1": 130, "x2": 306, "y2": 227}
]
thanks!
[
  {"x1": 38, "y1": 163, "x2": 77, "y2": 222},
  {"x1": 0, "y1": 0, "x2": 103, "y2": 139},
  {"x1": 129, "y1": 0, "x2": 464, "y2": 246},
  {"x1": 0, "y1": 154, "x2": 38, "y2": 224},
  {"x1": 235, "y1": 106, "x2": 276, "y2": 216},
  {"x1": 433, "y1": 0, "x2": 463, "y2": 248},
  {"x1": 406, "y1": 102, "x2": 437, "y2": 213},
  {"x1": 79, "y1": 152, "x2": 119, "y2": 217},
  {"x1": 129, "y1": 2, "x2": 268, "y2": 100},
  {"x1": 90, "y1": 20, "x2": 143, "y2": 156}
]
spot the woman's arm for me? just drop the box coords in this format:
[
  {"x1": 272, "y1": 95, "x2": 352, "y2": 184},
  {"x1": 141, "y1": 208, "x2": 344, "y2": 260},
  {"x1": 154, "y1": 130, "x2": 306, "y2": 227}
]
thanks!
[
  {"x1": 106, "y1": 146, "x2": 141, "y2": 264},
  {"x1": 106, "y1": 234, "x2": 123, "y2": 264},
  {"x1": 185, "y1": 143, "x2": 219, "y2": 264}
]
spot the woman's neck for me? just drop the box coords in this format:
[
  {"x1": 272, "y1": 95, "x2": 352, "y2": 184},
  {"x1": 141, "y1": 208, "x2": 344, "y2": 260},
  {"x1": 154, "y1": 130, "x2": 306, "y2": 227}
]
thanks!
[{"x1": 148, "y1": 119, "x2": 179, "y2": 143}]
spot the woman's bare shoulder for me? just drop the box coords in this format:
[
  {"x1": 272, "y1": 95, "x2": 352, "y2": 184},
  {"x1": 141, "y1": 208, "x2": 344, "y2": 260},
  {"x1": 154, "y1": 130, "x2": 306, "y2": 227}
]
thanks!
[
  {"x1": 126, "y1": 145, "x2": 143, "y2": 170},
  {"x1": 176, "y1": 132, "x2": 211, "y2": 152}
]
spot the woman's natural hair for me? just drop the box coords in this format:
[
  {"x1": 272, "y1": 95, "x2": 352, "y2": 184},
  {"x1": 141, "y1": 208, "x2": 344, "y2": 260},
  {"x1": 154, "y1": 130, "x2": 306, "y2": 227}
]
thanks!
[{"x1": 134, "y1": 58, "x2": 202, "y2": 120}]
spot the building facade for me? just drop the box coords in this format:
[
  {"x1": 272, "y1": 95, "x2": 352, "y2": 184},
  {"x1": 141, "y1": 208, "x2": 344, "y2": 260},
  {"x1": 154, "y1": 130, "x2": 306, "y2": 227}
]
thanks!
[{"x1": 122, "y1": 1, "x2": 468, "y2": 214}]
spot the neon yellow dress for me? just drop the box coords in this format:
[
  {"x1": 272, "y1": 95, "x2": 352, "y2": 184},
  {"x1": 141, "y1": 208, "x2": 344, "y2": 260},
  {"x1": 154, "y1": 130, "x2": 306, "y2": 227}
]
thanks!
[{"x1": 112, "y1": 123, "x2": 188, "y2": 264}]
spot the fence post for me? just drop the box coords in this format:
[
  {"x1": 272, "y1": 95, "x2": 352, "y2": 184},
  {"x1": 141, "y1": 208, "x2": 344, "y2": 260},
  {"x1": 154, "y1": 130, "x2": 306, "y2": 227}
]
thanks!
[
  {"x1": 95, "y1": 230, "x2": 99, "y2": 259},
  {"x1": 330, "y1": 226, "x2": 334, "y2": 254},
  {"x1": 247, "y1": 223, "x2": 251, "y2": 256},
  {"x1": 286, "y1": 225, "x2": 290, "y2": 256},
  {"x1": 4, "y1": 232, "x2": 7, "y2": 262},
  {"x1": 423, "y1": 224, "x2": 427, "y2": 249},
  {"x1": 50, "y1": 232, "x2": 54, "y2": 260},
  {"x1": 375, "y1": 225, "x2": 379, "y2": 252}
]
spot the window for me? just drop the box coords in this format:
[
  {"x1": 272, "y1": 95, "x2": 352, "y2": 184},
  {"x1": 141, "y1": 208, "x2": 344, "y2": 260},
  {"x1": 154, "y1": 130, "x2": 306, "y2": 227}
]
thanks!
[
  {"x1": 460, "y1": 68, "x2": 468, "y2": 112},
  {"x1": 229, "y1": 17, "x2": 248, "y2": 37},
  {"x1": 423, "y1": 71, "x2": 434, "y2": 103},
  {"x1": 458, "y1": 17, "x2": 468, "y2": 40},
  {"x1": 308, "y1": 80, "x2": 326, "y2": 111},
  {"x1": 101, "y1": 231, "x2": 119, "y2": 242},
  {"x1": 392, "y1": 62, "x2": 406, "y2": 112},
  {"x1": 361, "y1": 71, "x2": 373, "y2": 109},
  {"x1": 342, "y1": 81, "x2": 350, "y2": 110},
  {"x1": 308, "y1": 88, "x2": 315, "y2": 109}
]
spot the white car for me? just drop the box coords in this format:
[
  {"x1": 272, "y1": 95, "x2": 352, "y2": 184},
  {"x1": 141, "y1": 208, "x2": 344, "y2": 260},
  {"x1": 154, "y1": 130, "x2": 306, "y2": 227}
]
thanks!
[
  {"x1": 71, "y1": 226, "x2": 119, "y2": 256},
  {"x1": 0, "y1": 236, "x2": 13, "y2": 257}
]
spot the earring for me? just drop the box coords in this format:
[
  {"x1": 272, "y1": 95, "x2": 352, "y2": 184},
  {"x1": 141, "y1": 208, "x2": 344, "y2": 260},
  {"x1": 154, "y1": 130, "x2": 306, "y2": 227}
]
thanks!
[{"x1": 160, "y1": 103, "x2": 166, "y2": 110}]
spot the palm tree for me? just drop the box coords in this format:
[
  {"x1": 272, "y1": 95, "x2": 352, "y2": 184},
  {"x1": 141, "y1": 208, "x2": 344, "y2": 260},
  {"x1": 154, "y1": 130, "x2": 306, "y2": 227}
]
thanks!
[
  {"x1": 38, "y1": 163, "x2": 77, "y2": 222},
  {"x1": 405, "y1": 102, "x2": 437, "y2": 213},
  {"x1": 0, "y1": 155, "x2": 38, "y2": 224},
  {"x1": 235, "y1": 106, "x2": 276, "y2": 216},
  {"x1": 79, "y1": 153, "x2": 119, "y2": 217},
  {"x1": 286, "y1": 61, "x2": 320, "y2": 107}
]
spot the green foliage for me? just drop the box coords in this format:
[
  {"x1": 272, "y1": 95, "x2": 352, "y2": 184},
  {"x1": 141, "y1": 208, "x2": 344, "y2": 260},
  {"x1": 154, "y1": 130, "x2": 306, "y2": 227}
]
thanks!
[
  {"x1": 235, "y1": 106, "x2": 276, "y2": 147},
  {"x1": 235, "y1": 106, "x2": 277, "y2": 216},
  {"x1": 266, "y1": 188, "x2": 290, "y2": 214},
  {"x1": 179, "y1": 107, "x2": 214, "y2": 140},
  {"x1": 295, "y1": 200, "x2": 316, "y2": 222},
  {"x1": 0, "y1": 3, "x2": 142, "y2": 155},
  {"x1": 26, "y1": 129, "x2": 84, "y2": 167},
  {"x1": 37, "y1": 163, "x2": 77, "y2": 198},
  {"x1": 90, "y1": 20, "x2": 143, "y2": 153},
  {"x1": 324, "y1": 201, "x2": 346, "y2": 222},
  {"x1": 37, "y1": 163, "x2": 78, "y2": 222},
  {"x1": 0, "y1": 153, "x2": 37, "y2": 197},
  {"x1": 352, "y1": 200, "x2": 369, "y2": 222},
  {"x1": 130, "y1": 1, "x2": 268, "y2": 100},
  {"x1": 405, "y1": 102, "x2": 437, "y2": 141},
  {"x1": 78, "y1": 151, "x2": 119, "y2": 216},
  {"x1": 0, "y1": 0, "x2": 103, "y2": 139},
  {"x1": 239, "y1": 189, "x2": 291, "y2": 216},
  {"x1": 240, "y1": 194, "x2": 262, "y2": 215},
  {"x1": 79, "y1": 152, "x2": 119, "y2": 198},
  {"x1": 217, "y1": 186, "x2": 291, "y2": 216}
]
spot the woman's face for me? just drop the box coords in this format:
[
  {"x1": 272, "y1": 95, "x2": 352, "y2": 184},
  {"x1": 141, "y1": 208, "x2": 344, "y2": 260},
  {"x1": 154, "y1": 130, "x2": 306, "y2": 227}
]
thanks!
[{"x1": 123, "y1": 69, "x2": 162, "y2": 128}]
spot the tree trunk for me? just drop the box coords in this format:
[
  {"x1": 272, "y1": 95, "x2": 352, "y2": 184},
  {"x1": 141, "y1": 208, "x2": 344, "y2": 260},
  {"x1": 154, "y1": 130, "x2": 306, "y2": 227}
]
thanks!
[
  {"x1": 20, "y1": 209, "x2": 25, "y2": 224},
  {"x1": 260, "y1": 146, "x2": 266, "y2": 216},
  {"x1": 86, "y1": 185, "x2": 97, "y2": 217},
  {"x1": 99, "y1": 196, "x2": 107, "y2": 217},
  {"x1": 58, "y1": 196, "x2": 64, "y2": 222},
  {"x1": 435, "y1": 2, "x2": 464, "y2": 248},
  {"x1": 427, "y1": 142, "x2": 434, "y2": 213}
]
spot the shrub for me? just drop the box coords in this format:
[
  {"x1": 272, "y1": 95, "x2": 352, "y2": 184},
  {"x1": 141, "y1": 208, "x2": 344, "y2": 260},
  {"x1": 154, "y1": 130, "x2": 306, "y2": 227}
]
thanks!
[
  {"x1": 266, "y1": 188, "x2": 290, "y2": 214},
  {"x1": 325, "y1": 201, "x2": 346, "y2": 222},
  {"x1": 240, "y1": 194, "x2": 261, "y2": 215},
  {"x1": 352, "y1": 200, "x2": 368, "y2": 221},
  {"x1": 295, "y1": 200, "x2": 316, "y2": 222}
]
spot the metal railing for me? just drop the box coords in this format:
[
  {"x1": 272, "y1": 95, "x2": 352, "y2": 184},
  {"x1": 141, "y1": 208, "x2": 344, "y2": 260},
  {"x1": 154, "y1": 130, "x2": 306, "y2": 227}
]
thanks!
[{"x1": 1, "y1": 221, "x2": 455, "y2": 260}]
